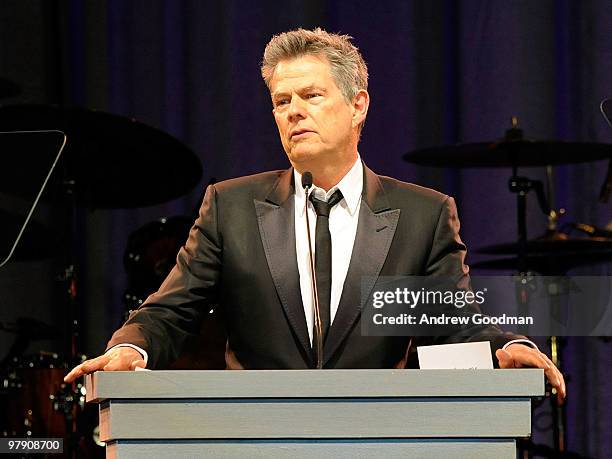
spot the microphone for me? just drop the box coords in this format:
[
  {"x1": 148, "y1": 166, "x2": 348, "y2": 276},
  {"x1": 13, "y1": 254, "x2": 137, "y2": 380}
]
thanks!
[
  {"x1": 599, "y1": 99, "x2": 612, "y2": 203},
  {"x1": 301, "y1": 171, "x2": 313, "y2": 189},
  {"x1": 301, "y1": 171, "x2": 323, "y2": 369}
]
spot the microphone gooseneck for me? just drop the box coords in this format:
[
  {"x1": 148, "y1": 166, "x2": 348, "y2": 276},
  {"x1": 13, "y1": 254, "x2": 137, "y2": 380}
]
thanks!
[{"x1": 302, "y1": 171, "x2": 323, "y2": 369}]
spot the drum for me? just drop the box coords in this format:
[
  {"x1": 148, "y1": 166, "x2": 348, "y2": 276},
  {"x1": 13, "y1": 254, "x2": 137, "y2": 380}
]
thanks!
[
  {"x1": 1, "y1": 353, "x2": 66, "y2": 438},
  {"x1": 0, "y1": 352, "x2": 103, "y2": 457},
  {"x1": 123, "y1": 216, "x2": 227, "y2": 369},
  {"x1": 123, "y1": 216, "x2": 192, "y2": 310}
]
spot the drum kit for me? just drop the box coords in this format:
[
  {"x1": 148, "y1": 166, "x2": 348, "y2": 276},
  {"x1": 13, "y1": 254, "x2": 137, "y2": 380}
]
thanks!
[
  {"x1": 404, "y1": 116, "x2": 612, "y2": 276},
  {"x1": 0, "y1": 96, "x2": 206, "y2": 456},
  {"x1": 405, "y1": 110, "x2": 612, "y2": 458},
  {"x1": 1, "y1": 71, "x2": 611, "y2": 459}
]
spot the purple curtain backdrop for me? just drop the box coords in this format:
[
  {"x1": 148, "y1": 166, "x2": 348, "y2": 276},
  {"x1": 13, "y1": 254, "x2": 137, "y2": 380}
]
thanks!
[{"x1": 1, "y1": 1, "x2": 610, "y2": 456}]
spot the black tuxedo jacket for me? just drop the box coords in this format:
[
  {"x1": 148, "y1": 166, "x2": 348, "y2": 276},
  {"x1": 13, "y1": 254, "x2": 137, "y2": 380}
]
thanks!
[{"x1": 108, "y1": 164, "x2": 512, "y2": 369}]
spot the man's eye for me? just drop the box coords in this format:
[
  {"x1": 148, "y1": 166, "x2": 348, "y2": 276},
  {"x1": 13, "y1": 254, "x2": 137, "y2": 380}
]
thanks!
[
  {"x1": 307, "y1": 93, "x2": 321, "y2": 99},
  {"x1": 275, "y1": 99, "x2": 289, "y2": 107}
]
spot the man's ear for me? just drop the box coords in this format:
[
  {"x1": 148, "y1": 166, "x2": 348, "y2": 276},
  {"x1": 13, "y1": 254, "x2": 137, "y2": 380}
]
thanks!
[{"x1": 351, "y1": 89, "x2": 370, "y2": 128}]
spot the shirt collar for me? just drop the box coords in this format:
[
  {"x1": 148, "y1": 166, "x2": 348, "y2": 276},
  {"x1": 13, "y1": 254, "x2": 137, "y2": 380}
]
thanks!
[{"x1": 294, "y1": 154, "x2": 363, "y2": 217}]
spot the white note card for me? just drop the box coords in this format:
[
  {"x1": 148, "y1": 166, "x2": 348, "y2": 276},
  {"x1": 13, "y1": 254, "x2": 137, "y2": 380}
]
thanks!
[{"x1": 417, "y1": 341, "x2": 494, "y2": 369}]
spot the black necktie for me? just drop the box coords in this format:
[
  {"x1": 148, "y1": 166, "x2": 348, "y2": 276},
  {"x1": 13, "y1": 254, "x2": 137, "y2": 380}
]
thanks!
[{"x1": 309, "y1": 189, "x2": 344, "y2": 345}]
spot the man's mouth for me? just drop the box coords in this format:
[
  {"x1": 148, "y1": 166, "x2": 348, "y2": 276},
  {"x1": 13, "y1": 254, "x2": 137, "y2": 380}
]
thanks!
[{"x1": 290, "y1": 129, "x2": 314, "y2": 139}]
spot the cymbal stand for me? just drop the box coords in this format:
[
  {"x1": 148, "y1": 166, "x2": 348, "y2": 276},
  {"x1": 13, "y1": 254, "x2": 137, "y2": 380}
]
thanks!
[
  {"x1": 509, "y1": 170, "x2": 568, "y2": 455},
  {"x1": 543, "y1": 164, "x2": 568, "y2": 454},
  {"x1": 54, "y1": 173, "x2": 86, "y2": 458},
  {"x1": 507, "y1": 165, "x2": 550, "y2": 326},
  {"x1": 506, "y1": 122, "x2": 567, "y2": 454}
]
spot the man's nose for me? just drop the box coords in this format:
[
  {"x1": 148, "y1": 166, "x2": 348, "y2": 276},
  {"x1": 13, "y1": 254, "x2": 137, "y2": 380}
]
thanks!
[{"x1": 288, "y1": 96, "x2": 306, "y2": 120}]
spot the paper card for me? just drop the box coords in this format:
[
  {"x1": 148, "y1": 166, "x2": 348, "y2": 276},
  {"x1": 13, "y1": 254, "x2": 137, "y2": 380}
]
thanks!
[{"x1": 417, "y1": 341, "x2": 494, "y2": 369}]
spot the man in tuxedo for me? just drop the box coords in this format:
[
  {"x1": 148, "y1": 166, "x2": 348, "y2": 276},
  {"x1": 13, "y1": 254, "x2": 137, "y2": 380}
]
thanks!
[{"x1": 65, "y1": 28, "x2": 565, "y2": 401}]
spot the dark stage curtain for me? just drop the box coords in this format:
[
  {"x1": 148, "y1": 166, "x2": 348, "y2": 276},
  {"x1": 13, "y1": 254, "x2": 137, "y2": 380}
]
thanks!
[{"x1": 1, "y1": 1, "x2": 610, "y2": 456}]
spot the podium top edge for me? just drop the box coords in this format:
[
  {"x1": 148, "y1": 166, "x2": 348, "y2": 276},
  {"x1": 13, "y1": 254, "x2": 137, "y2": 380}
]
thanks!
[{"x1": 85, "y1": 369, "x2": 544, "y2": 403}]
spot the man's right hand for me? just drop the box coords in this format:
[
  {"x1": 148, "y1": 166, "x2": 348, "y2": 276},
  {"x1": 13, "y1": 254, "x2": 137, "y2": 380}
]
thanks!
[{"x1": 63, "y1": 347, "x2": 146, "y2": 383}]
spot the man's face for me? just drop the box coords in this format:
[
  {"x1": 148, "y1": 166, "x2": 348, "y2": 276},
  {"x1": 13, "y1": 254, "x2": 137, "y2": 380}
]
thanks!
[{"x1": 269, "y1": 54, "x2": 357, "y2": 169}]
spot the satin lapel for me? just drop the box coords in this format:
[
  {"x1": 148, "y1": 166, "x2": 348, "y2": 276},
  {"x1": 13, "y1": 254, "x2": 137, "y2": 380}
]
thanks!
[
  {"x1": 324, "y1": 166, "x2": 400, "y2": 364},
  {"x1": 254, "y1": 169, "x2": 313, "y2": 364}
]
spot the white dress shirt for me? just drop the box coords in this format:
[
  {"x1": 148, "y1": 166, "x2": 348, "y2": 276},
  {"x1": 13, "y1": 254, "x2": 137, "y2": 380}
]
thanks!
[{"x1": 293, "y1": 156, "x2": 363, "y2": 344}]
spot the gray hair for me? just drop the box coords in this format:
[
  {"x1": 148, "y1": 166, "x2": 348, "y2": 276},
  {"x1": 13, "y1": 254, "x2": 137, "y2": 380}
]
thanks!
[{"x1": 261, "y1": 28, "x2": 368, "y2": 103}]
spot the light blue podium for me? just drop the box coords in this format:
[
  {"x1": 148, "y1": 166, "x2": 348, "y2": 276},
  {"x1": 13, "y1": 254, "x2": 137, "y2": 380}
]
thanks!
[{"x1": 86, "y1": 369, "x2": 544, "y2": 458}]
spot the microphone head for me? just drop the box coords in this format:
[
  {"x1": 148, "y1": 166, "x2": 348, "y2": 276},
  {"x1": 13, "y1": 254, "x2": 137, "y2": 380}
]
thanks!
[{"x1": 301, "y1": 171, "x2": 313, "y2": 189}]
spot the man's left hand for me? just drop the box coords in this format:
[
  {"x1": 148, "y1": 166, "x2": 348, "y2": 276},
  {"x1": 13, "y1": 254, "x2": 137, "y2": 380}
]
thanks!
[{"x1": 496, "y1": 343, "x2": 566, "y2": 404}]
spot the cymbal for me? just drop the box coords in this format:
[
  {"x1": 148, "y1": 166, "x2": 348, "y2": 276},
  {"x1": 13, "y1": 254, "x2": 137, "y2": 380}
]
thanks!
[
  {"x1": 472, "y1": 237, "x2": 612, "y2": 272},
  {"x1": 471, "y1": 252, "x2": 612, "y2": 272},
  {"x1": 0, "y1": 104, "x2": 202, "y2": 208},
  {"x1": 404, "y1": 140, "x2": 612, "y2": 168},
  {"x1": 477, "y1": 237, "x2": 612, "y2": 255},
  {"x1": 0, "y1": 78, "x2": 21, "y2": 99},
  {"x1": 0, "y1": 209, "x2": 59, "y2": 262}
]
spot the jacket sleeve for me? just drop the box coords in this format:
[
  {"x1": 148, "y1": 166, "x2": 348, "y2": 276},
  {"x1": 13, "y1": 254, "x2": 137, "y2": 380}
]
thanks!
[
  {"x1": 106, "y1": 184, "x2": 223, "y2": 368},
  {"x1": 411, "y1": 196, "x2": 520, "y2": 361}
]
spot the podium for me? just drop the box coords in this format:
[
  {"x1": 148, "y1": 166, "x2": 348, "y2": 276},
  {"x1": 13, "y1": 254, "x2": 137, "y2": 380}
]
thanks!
[{"x1": 86, "y1": 369, "x2": 544, "y2": 458}]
